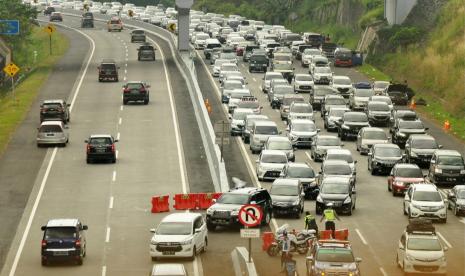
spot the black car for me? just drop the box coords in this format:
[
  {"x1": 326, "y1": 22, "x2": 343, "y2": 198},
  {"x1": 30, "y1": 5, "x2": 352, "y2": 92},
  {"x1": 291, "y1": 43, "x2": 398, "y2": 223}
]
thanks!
[
  {"x1": 40, "y1": 99, "x2": 70, "y2": 123},
  {"x1": 243, "y1": 45, "x2": 260, "y2": 61},
  {"x1": 391, "y1": 119, "x2": 428, "y2": 148},
  {"x1": 365, "y1": 101, "x2": 391, "y2": 126},
  {"x1": 205, "y1": 186, "x2": 272, "y2": 231},
  {"x1": 270, "y1": 179, "x2": 304, "y2": 218},
  {"x1": 390, "y1": 109, "x2": 417, "y2": 130},
  {"x1": 85, "y1": 135, "x2": 118, "y2": 163},
  {"x1": 138, "y1": 43, "x2": 156, "y2": 61},
  {"x1": 280, "y1": 162, "x2": 319, "y2": 199},
  {"x1": 310, "y1": 86, "x2": 337, "y2": 111},
  {"x1": 43, "y1": 6, "x2": 55, "y2": 16},
  {"x1": 122, "y1": 81, "x2": 150, "y2": 105},
  {"x1": 428, "y1": 149, "x2": 465, "y2": 185},
  {"x1": 447, "y1": 185, "x2": 465, "y2": 216},
  {"x1": 98, "y1": 59, "x2": 119, "y2": 82},
  {"x1": 49, "y1": 12, "x2": 63, "y2": 22},
  {"x1": 335, "y1": 112, "x2": 370, "y2": 141},
  {"x1": 81, "y1": 17, "x2": 94, "y2": 28},
  {"x1": 316, "y1": 176, "x2": 356, "y2": 215},
  {"x1": 405, "y1": 134, "x2": 442, "y2": 166},
  {"x1": 248, "y1": 54, "x2": 268, "y2": 73},
  {"x1": 368, "y1": 143, "x2": 404, "y2": 175},
  {"x1": 131, "y1": 29, "x2": 146, "y2": 43},
  {"x1": 41, "y1": 219, "x2": 88, "y2": 265}
]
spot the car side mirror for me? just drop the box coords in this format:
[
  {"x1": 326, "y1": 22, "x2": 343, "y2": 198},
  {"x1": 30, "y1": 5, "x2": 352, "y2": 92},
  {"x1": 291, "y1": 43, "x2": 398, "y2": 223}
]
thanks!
[
  {"x1": 150, "y1": 228, "x2": 156, "y2": 233},
  {"x1": 195, "y1": 228, "x2": 202, "y2": 233},
  {"x1": 425, "y1": 127, "x2": 429, "y2": 131},
  {"x1": 255, "y1": 159, "x2": 259, "y2": 163},
  {"x1": 279, "y1": 172, "x2": 285, "y2": 177},
  {"x1": 84, "y1": 139, "x2": 89, "y2": 143},
  {"x1": 352, "y1": 189, "x2": 356, "y2": 194},
  {"x1": 279, "y1": 131, "x2": 283, "y2": 135},
  {"x1": 67, "y1": 104, "x2": 70, "y2": 107},
  {"x1": 286, "y1": 126, "x2": 290, "y2": 131},
  {"x1": 41, "y1": 226, "x2": 46, "y2": 231},
  {"x1": 399, "y1": 245, "x2": 405, "y2": 250},
  {"x1": 438, "y1": 145, "x2": 443, "y2": 149},
  {"x1": 250, "y1": 201, "x2": 257, "y2": 205},
  {"x1": 146, "y1": 85, "x2": 151, "y2": 88},
  {"x1": 97, "y1": 66, "x2": 100, "y2": 70},
  {"x1": 64, "y1": 125, "x2": 69, "y2": 129},
  {"x1": 82, "y1": 225, "x2": 88, "y2": 230},
  {"x1": 117, "y1": 66, "x2": 121, "y2": 69},
  {"x1": 430, "y1": 159, "x2": 436, "y2": 164},
  {"x1": 355, "y1": 257, "x2": 362, "y2": 263},
  {"x1": 340, "y1": 143, "x2": 344, "y2": 147},
  {"x1": 317, "y1": 129, "x2": 321, "y2": 133},
  {"x1": 354, "y1": 160, "x2": 357, "y2": 164}
]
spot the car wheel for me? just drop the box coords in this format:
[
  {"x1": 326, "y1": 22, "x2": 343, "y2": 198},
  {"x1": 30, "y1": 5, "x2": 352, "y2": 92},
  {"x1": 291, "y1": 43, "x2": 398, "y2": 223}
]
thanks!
[
  {"x1": 408, "y1": 209, "x2": 412, "y2": 219},
  {"x1": 190, "y1": 246, "x2": 197, "y2": 261},
  {"x1": 403, "y1": 203, "x2": 407, "y2": 215},
  {"x1": 262, "y1": 211, "x2": 271, "y2": 226},
  {"x1": 388, "y1": 182, "x2": 392, "y2": 192},
  {"x1": 77, "y1": 256, "x2": 83, "y2": 265},
  {"x1": 151, "y1": 256, "x2": 158, "y2": 261},
  {"x1": 86, "y1": 158, "x2": 91, "y2": 164},
  {"x1": 347, "y1": 207, "x2": 353, "y2": 216},
  {"x1": 112, "y1": 157, "x2": 116, "y2": 163},
  {"x1": 123, "y1": 100, "x2": 128, "y2": 105},
  {"x1": 454, "y1": 206, "x2": 459, "y2": 216},
  {"x1": 206, "y1": 222, "x2": 216, "y2": 231},
  {"x1": 144, "y1": 99, "x2": 149, "y2": 105},
  {"x1": 442, "y1": 217, "x2": 447, "y2": 223},
  {"x1": 202, "y1": 238, "x2": 208, "y2": 253},
  {"x1": 41, "y1": 259, "x2": 48, "y2": 266}
]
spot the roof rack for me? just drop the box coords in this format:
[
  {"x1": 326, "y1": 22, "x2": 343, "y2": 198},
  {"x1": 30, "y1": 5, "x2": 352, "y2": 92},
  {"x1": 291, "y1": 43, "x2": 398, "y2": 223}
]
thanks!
[{"x1": 406, "y1": 218, "x2": 435, "y2": 235}]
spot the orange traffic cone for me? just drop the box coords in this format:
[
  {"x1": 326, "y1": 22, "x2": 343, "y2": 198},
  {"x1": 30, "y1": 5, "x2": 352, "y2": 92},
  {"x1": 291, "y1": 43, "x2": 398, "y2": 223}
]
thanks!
[
  {"x1": 409, "y1": 98, "x2": 416, "y2": 110},
  {"x1": 443, "y1": 120, "x2": 451, "y2": 131},
  {"x1": 204, "y1": 99, "x2": 212, "y2": 115}
]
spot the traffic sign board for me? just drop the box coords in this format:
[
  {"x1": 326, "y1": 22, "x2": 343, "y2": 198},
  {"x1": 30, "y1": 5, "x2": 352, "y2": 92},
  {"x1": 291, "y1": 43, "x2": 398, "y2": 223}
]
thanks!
[
  {"x1": 238, "y1": 204, "x2": 263, "y2": 227},
  {"x1": 44, "y1": 24, "x2": 56, "y2": 34},
  {"x1": 168, "y1": 23, "x2": 176, "y2": 32},
  {"x1": 0, "y1": 20, "x2": 20, "y2": 35},
  {"x1": 240, "y1": 228, "x2": 260, "y2": 238},
  {"x1": 3, "y1": 62, "x2": 20, "y2": 77}
]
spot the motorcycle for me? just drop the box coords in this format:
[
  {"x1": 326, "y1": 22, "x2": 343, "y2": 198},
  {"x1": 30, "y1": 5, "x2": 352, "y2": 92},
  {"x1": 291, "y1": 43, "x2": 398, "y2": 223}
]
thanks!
[{"x1": 266, "y1": 224, "x2": 316, "y2": 256}]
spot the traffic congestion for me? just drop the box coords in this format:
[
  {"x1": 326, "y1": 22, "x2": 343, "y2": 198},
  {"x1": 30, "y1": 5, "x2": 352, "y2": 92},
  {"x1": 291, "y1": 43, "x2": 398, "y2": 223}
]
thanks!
[{"x1": 3, "y1": 0, "x2": 465, "y2": 276}]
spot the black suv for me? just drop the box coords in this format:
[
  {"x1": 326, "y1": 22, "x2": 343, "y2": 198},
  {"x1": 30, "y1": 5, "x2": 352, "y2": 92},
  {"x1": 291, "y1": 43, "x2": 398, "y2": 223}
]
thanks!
[
  {"x1": 405, "y1": 134, "x2": 442, "y2": 166},
  {"x1": 428, "y1": 149, "x2": 465, "y2": 185},
  {"x1": 335, "y1": 112, "x2": 370, "y2": 141},
  {"x1": 368, "y1": 143, "x2": 404, "y2": 175},
  {"x1": 81, "y1": 16, "x2": 94, "y2": 28},
  {"x1": 98, "y1": 59, "x2": 119, "y2": 82},
  {"x1": 391, "y1": 119, "x2": 428, "y2": 148},
  {"x1": 131, "y1": 29, "x2": 146, "y2": 43},
  {"x1": 316, "y1": 176, "x2": 356, "y2": 215},
  {"x1": 40, "y1": 99, "x2": 70, "y2": 123},
  {"x1": 85, "y1": 135, "x2": 118, "y2": 163},
  {"x1": 310, "y1": 86, "x2": 337, "y2": 111},
  {"x1": 41, "y1": 219, "x2": 88, "y2": 265},
  {"x1": 122, "y1": 81, "x2": 150, "y2": 105},
  {"x1": 248, "y1": 54, "x2": 268, "y2": 73},
  {"x1": 206, "y1": 186, "x2": 272, "y2": 231},
  {"x1": 243, "y1": 45, "x2": 260, "y2": 62},
  {"x1": 138, "y1": 43, "x2": 156, "y2": 61},
  {"x1": 43, "y1": 6, "x2": 55, "y2": 16}
]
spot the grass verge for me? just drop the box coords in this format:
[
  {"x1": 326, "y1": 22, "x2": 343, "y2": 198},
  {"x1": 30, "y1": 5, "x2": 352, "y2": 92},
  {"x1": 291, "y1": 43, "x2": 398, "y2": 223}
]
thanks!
[
  {"x1": 0, "y1": 26, "x2": 70, "y2": 154},
  {"x1": 356, "y1": 63, "x2": 391, "y2": 81}
]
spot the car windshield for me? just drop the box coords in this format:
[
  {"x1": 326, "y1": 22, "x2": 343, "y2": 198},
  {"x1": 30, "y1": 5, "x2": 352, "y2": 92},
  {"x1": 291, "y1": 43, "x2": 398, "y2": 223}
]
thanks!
[
  {"x1": 369, "y1": 103, "x2": 390, "y2": 111},
  {"x1": 344, "y1": 113, "x2": 367, "y2": 122},
  {"x1": 251, "y1": 55, "x2": 268, "y2": 62},
  {"x1": 316, "y1": 248, "x2": 355, "y2": 262},
  {"x1": 283, "y1": 98, "x2": 304, "y2": 105},
  {"x1": 326, "y1": 98, "x2": 346, "y2": 105},
  {"x1": 273, "y1": 63, "x2": 292, "y2": 70},
  {"x1": 372, "y1": 97, "x2": 392, "y2": 104},
  {"x1": 318, "y1": 137, "x2": 339, "y2": 146},
  {"x1": 101, "y1": 64, "x2": 115, "y2": 70},
  {"x1": 268, "y1": 141, "x2": 292, "y2": 150},
  {"x1": 329, "y1": 109, "x2": 347, "y2": 117},
  {"x1": 324, "y1": 164, "x2": 351, "y2": 175},
  {"x1": 411, "y1": 139, "x2": 438, "y2": 149},
  {"x1": 321, "y1": 184, "x2": 349, "y2": 194},
  {"x1": 314, "y1": 88, "x2": 335, "y2": 97},
  {"x1": 374, "y1": 82, "x2": 389, "y2": 89},
  {"x1": 90, "y1": 137, "x2": 112, "y2": 145},
  {"x1": 437, "y1": 155, "x2": 464, "y2": 166},
  {"x1": 355, "y1": 89, "x2": 375, "y2": 97},
  {"x1": 396, "y1": 168, "x2": 423, "y2": 178},
  {"x1": 238, "y1": 101, "x2": 259, "y2": 109},
  {"x1": 156, "y1": 222, "x2": 192, "y2": 235},
  {"x1": 287, "y1": 167, "x2": 315, "y2": 178},
  {"x1": 274, "y1": 55, "x2": 291, "y2": 62},
  {"x1": 399, "y1": 121, "x2": 424, "y2": 129},
  {"x1": 327, "y1": 154, "x2": 353, "y2": 163},
  {"x1": 274, "y1": 86, "x2": 294, "y2": 95},
  {"x1": 139, "y1": 46, "x2": 153, "y2": 51},
  {"x1": 270, "y1": 185, "x2": 298, "y2": 196},
  {"x1": 457, "y1": 190, "x2": 465, "y2": 199},
  {"x1": 333, "y1": 78, "x2": 351, "y2": 85},
  {"x1": 407, "y1": 238, "x2": 442, "y2": 251},
  {"x1": 39, "y1": 125, "x2": 62, "y2": 133},
  {"x1": 261, "y1": 154, "x2": 287, "y2": 163},
  {"x1": 44, "y1": 227, "x2": 76, "y2": 239},
  {"x1": 293, "y1": 123, "x2": 316, "y2": 132},
  {"x1": 217, "y1": 193, "x2": 249, "y2": 204},
  {"x1": 255, "y1": 126, "x2": 278, "y2": 135},
  {"x1": 291, "y1": 105, "x2": 312, "y2": 113},
  {"x1": 315, "y1": 67, "x2": 332, "y2": 73},
  {"x1": 43, "y1": 103, "x2": 62, "y2": 109},
  {"x1": 232, "y1": 111, "x2": 250, "y2": 120},
  {"x1": 364, "y1": 131, "x2": 386, "y2": 140},
  {"x1": 220, "y1": 53, "x2": 236, "y2": 59},
  {"x1": 266, "y1": 74, "x2": 283, "y2": 81},
  {"x1": 126, "y1": 83, "x2": 143, "y2": 89},
  {"x1": 296, "y1": 75, "x2": 312, "y2": 81},
  {"x1": 413, "y1": 191, "x2": 442, "y2": 202},
  {"x1": 224, "y1": 82, "x2": 243, "y2": 90},
  {"x1": 375, "y1": 147, "x2": 401, "y2": 157},
  {"x1": 133, "y1": 30, "x2": 144, "y2": 34}
]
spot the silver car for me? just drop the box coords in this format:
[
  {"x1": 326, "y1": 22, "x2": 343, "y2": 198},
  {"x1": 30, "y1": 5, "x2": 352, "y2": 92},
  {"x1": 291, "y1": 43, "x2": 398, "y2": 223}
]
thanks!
[
  {"x1": 264, "y1": 136, "x2": 295, "y2": 162},
  {"x1": 36, "y1": 121, "x2": 69, "y2": 147},
  {"x1": 288, "y1": 102, "x2": 314, "y2": 122},
  {"x1": 356, "y1": 127, "x2": 389, "y2": 154},
  {"x1": 373, "y1": 81, "x2": 390, "y2": 95},
  {"x1": 256, "y1": 150, "x2": 288, "y2": 181},
  {"x1": 293, "y1": 73, "x2": 313, "y2": 93},
  {"x1": 280, "y1": 94, "x2": 305, "y2": 121},
  {"x1": 287, "y1": 119, "x2": 319, "y2": 148},
  {"x1": 221, "y1": 80, "x2": 245, "y2": 103},
  {"x1": 212, "y1": 59, "x2": 229, "y2": 77},
  {"x1": 324, "y1": 107, "x2": 349, "y2": 131},
  {"x1": 230, "y1": 108, "x2": 254, "y2": 136},
  {"x1": 331, "y1": 75, "x2": 353, "y2": 98},
  {"x1": 313, "y1": 66, "x2": 333, "y2": 85},
  {"x1": 250, "y1": 120, "x2": 279, "y2": 154},
  {"x1": 310, "y1": 135, "x2": 343, "y2": 162},
  {"x1": 227, "y1": 89, "x2": 252, "y2": 113},
  {"x1": 242, "y1": 114, "x2": 269, "y2": 143},
  {"x1": 349, "y1": 88, "x2": 375, "y2": 111},
  {"x1": 261, "y1": 72, "x2": 284, "y2": 93},
  {"x1": 324, "y1": 148, "x2": 357, "y2": 176}
]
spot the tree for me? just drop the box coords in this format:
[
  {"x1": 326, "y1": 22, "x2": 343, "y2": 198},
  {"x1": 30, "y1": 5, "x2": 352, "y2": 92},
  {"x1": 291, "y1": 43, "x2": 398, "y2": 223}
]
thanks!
[{"x1": 0, "y1": 0, "x2": 38, "y2": 52}]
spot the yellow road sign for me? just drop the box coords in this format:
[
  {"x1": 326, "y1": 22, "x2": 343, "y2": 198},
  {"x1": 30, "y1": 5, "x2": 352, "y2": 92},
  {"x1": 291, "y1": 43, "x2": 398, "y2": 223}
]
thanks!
[
  {"x1": 44, "y1": 24, "x2": 56, "y2": 34},
  {"x1": 3, "y1": 62, "x2": 20, "y2": 77},
  {"x1": 168, "y1": 23, "x2": 176, "y2": 32}
]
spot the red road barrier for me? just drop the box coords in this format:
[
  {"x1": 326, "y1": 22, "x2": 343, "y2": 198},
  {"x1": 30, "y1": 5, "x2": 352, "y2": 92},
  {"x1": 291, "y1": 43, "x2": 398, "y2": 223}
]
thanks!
[
  {"x1": 197, "y1": 192, "x2": 223, "y2": 209},
  {"x1": 173, "y1": 194, "x2": 198, "y2": 210},
  {"x1": 319, "y1": 230, "x2": 332, "y2": 240},
  {"x1": 262, "y1": 231, "x2": 274, "y2": 251},
  {"x1": 334, "y1": 229, "x2": 349, "y2": 240},
  {"x1": 151, "y1": 195, "x2": 170, "y2": 213}
]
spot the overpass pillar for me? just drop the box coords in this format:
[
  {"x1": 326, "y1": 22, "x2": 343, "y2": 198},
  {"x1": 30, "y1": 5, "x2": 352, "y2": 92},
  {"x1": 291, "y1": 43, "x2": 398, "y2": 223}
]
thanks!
[{"x1": 175, "y1": 0, "x2": 193, "y2": 51}]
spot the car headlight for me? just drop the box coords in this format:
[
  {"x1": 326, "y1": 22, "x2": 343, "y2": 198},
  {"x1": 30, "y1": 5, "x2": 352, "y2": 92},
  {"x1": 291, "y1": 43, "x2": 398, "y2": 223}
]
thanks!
[
  {"x1": 317, "y1": 195, "x2": 324, "y2": 203},
  {"x1": 343, "y1": 197, "x2": 351, "y2": 204},
  {"x1": 460, "y1": 169, "x2": 465, "y2": 174},
  {"x1": 410, "y1": 151, "x2": 418, "y2": 157},
  {"x1": 151, "y1": 240, "x2": 158, "y2": 246},
  {"x1": 293, "y1": 199, "x2": 300, "y2": 206},
  {"x1": 342, "y1": 124, "x2": 350, "y2": 129},
  {"x1": 412, "y1": 204, "x2": 421, "y2": 210},
  {"x1": 206, "y1": 208, "x2": 214, "y2": 215},
  {"x1": 180, "y1": 238, "x2": 193, "y2": 245},
  {"x1": 438, "y1": 255, "x2": 446, "y2": 262},
  {"x1": 398, "y1": 132, "x2": 406, "y2": 137},
  {"x1": 231, "y1": 210, "x2": 239, "y2": 216},
  {"x1": 406, "y1": 254, "x2": 415, "y2": 262},
  {"x1": 395, "y1": 181, "x2": 404, "y2": 186},
  {"x1": 435, "y1": 168, "x2": 442, "y2": 174}
]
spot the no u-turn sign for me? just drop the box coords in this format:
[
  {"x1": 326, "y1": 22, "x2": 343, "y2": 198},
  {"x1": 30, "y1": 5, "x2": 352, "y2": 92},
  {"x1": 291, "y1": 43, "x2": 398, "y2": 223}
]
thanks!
[{"x1": 238, "y1": 204, "x2": 263, "y2": 227}]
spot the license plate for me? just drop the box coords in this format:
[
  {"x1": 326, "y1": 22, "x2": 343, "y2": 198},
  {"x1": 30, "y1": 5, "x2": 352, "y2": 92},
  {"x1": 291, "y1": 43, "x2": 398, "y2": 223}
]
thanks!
[
  {"x1": 447, "y1": 177, "x2": 456, "y2": 181},
  {"x1": 53, "y1": 251, "x2": 68, "y2": 256},
  {"x1": 162, "y1": 251, "x2": 175, "y2": 255},
  {"x1": 301, "y1": 138, "x2": 310, "y2": 141},
  {"x1": 96, "y1": 148, "x2": 106, "y2": 153},
  {"x1": 46, "y1": 133, "x2": 54, "y2": 137}
]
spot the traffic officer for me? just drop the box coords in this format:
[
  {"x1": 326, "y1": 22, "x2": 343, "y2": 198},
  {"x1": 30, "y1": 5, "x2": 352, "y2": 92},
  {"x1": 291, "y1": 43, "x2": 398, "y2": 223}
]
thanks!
[
  {"x1": 304, "y1": 211, "x2": 318, "y2": 233},
  {"x1": 319, "y1": 203, "x2": 340, "y2": 238}
]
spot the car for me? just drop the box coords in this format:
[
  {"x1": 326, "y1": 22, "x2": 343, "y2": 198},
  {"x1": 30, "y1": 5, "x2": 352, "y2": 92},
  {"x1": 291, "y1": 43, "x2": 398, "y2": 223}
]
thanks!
[
  {"x1": 403, "y1": 184, "x2": 448, "y2": 222},
  {"x1": 243, "y1": 45, "x2": 260, "y2": 61},
  {"x1": 310, "y1": 135, "x2": 343, "y2": 162},
  {"x1": 206, "y1": 187, "x2": 272, "y2": 230},
  {"x1": 49, "y1": 12, "x2": 63, "y2": 22},
  {"x1": 130, "y1": 29, "x2": 146, "y2": 43},
  {"x1": 279, "y1": 94, "x2": 305, "y2": 120},
  {"x1": 36, "y1": 121, "x2": 69, "y2": 147},
  {"x1": 373, "y1": 81, "x2": 390, "y2": 95},
  {"x1": 316, "y1": 176, "x2": 356, "y2": 215},
  {"x1": 212, "y1": 51, "x2": 237, "y2": 65},
  {"x1": 98, "y1": 59, "x2": 119, "y2": 82},
  {"x1": 227, "y1": 90, "x2": 252, "y2": 113},
  {"x1": 269, "y1": 85, "x2": 294, "y2": 109},
  {"x1": 388, "y1": 163, "x2": 425, "y2": 196},
  {"x1": 293, "y1": 73, "x2": 313, "y2": 94},
  {"x1": 300, "y1": 48, "x2": 321, "y2": 67},
  {"x1": 211, "y1": 59, "x2": 229, "y2": 77},
  {"x1": 396, "y1": 219, "x2": 447, "y2": 275},
  {"x1": 391, "y1": 119, "x2": 428, "y2": 148},
  {"x1": 447, "y1": 185, "x2": 465, "y2": 216},
  {"x1": 309, "y1": 55, "x2": 329, "y2": 75},
  {"x1": 236, "y1": 96, "x2": 261, "y2": 114},
  {"x1": 193, "y1": 32, "x2": 210, "y2": 49},
  {"x1": 268, "y1": 78, "x2": 289, "y2": 98},
  {"x1": 81, "y1": 17, "x2": 94, "y2": 28},
  {"x1": 256, "y1": 150, "x2": 288, "y2": 181},
  {"x1": 107, "y1": 16, "x2": 123, "y2": 32},
  {"x1": 324, "y1": 148, "x2": 357, "y2": 176},
  {"x1": 40, "y1": 219, "x2": 88, "y2": 266},
  {"x1": 324, "y1": 107, "x2": 349, "y2": 131},
  {"x1": 40, "y1": 99, "x2": 70, "y2": 123},
  {"x1": 287, "y1": 102, "x2": 314, "y2": 122},
  {"x1": 272, "y1": 61, "x2": 294, "y2": 83},
  {"x1": 321, "y1": 94, "x2": 346, "y2": 119},
  {"x1": 248, "y1": 53, "x2": 269, "y2": 73},
  {"x1": 43, "y1": 6, "x2": 55, "y2": 15},
  {"x1": 365, "y1": 101, "x2": 392, "y2": 126},
  {"x1": 318, "y1": 159, "x2": 356, "y2": 187},
  {"x1": 264, "y1": 136, "x2": 295, "y2": 162},
  {"x1": 138, "y1": 43, "x2": 156, "y2": 61},
  {"x1": 204, "y1": 38, "x2": 222, "y2": 59},
  {"x1": 427, "y1": 149, "x2": 465, "y2": 185},
  {"x1": 85, "y1": 134, "x2": 118, "y2": 163},
  {"x1": 287, "y1": 119, "x2": 318, "y2": 148},
  {"x1": 262, "y1": 72, "x2": 284, "y2": 93},
  {"x1": 230, "y1": 108, "x2": 254, "y2": 136},
  {"x1": 250, "y1": 120, "x2": 279, "y2": 154},
  {"x1": 390, "y1": 110, "x2": 417, "y2": 130},
  {"x1": 270, "y1": 179, "x2": 304, "y2": 218},
  {"x1": 218, "y1": 63, "x2": 239, "y2": 84},
  {"x1": 331, "y1": 75, "x2": 353, "y2": 98},
  {"x1": 312, "y1": 66, "x2": 333, "y2": 85},
  {"x1": 150, "y1": 264, "x2": 188, "y2": 276},
  {"x1": 221, "y1": 80, "x2": 245, "y2": 103},
  {"x1": 335, "y1": 111, "x2": 370, "y2": 141},
  {"x1": 349, "y1": 87, "x2": 375, "y2": 111},
  {"x1": 368, "y1": 143, "x2": 404, "y2": 175},
  {"x1": 387, "y1": 90, "x2": 409, "y2": 105},
  {"x1": 149, "y1": 213, "x2": 207, "y2": 260},
  {"x1": 310, "y1": 85, "x2": 337, "y2": 111},
  {"x1": 369, "y1": 95, "x2": 394, "y2": 110},
  {"x1": 122, "y1": 81, "x2": 150, "y2": 105},
  {"x1": 280, "y1": 162, "x2": 318, "y2": 199},
  {"x1": 356, "y1": 127, "x2": 389, "y2": 154},
  {"x1": 242, "y1": 114, "x2": 269, "y2": 144},
  {"x1": 405, "y1": 134, "x2": 442, "y2": 166}
]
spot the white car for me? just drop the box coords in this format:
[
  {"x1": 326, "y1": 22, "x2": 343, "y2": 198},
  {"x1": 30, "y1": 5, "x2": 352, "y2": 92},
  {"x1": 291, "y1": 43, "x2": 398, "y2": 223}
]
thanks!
[
  {"x1": 403, "y1": 184, "x2": 448, "y2": 223},
  {"x1": 193, "y1": 33, "x2": 210, "y2": 49},
  {"x1": 373, "y1": 80, "x2": 390, "y2": 95},
  {"x1": 369, "y1": 95, "x2": 394, "y2": 111},
  {"x1": 301, "y1": 48, "x2": 321, "y2": 67},
  {"x1": 256, "y1": 150, "x2": 288, "y2": 181},
  {"x1": 324, "y1": 148, "x2": 357, "y2": 175},
  {"x1": 293, "y1": 73, "x2": 314, "y2": 93},
  {"x1": 150, "y1": 213, "x2": 208, "y2": 260},
  {"x1": 332, "y1": 75, "x2": 353, "y2": 98},
  {"x1": 287, "y1": 119, "x2": 319, "y2": 148},
  {"x1": 313, "y1": 67, "x2": 333, "y2": 85}
]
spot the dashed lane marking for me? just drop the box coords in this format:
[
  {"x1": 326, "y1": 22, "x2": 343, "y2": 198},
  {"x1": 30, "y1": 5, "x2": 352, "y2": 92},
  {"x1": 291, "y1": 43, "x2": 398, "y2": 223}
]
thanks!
[
  {"x1": 115, "y1": 150, "x2": 119, "y2": 159},
  {"x1": 120, "y1": 105, "x2": 123, "y2": 111},
  {"x1": 118, "y1": 117, "x2": 122, "y2": 125},
  {"x1": 355, "y1": 228, "x2": 368, "y2": 245},
  {"x1": 117, "y1": 132, "x2": 120, "y2": 140},
  {"x1": 379, "y1": 267, "x2": 388, "y2": 276},
  {"x1": 112, "y1": 171, "x2": 116, "y2": 182},
  {"x1": 105, "y1": 227, "x2": 111, "y2": 243},
  {"x1": 123, "y1": 76, "x2": 126, "y2": 81},
  {"x1": 102, "y1": 266, "x2": 107, "y2": 276},
  {"x1": 124, "y1": 69, "x2": 127, "y2": 74},
  {"x1": 109, "y1": 197, "x2": 114, "y2": 209},
  {"x1": 437, "y1": 232, "x2": 452, "y2": 248},
  {"x1": 252, "y1": 77, "x2": 257, "y2": 82}
]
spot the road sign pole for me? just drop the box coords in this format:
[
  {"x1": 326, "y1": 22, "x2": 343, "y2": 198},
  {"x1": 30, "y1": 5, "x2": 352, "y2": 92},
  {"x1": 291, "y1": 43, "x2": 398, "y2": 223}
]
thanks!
[
  {"x1": 221, "y1": 121, "x2": 225, "y2": 162},
  {"x1": 247, "y1": 226, "x2": 252, "y2": 263},
  {"x1": 11, "y1": 76, "x2": 15, "y2": 104},
  {"x1": 49, "y1": 33, "x2": 52, "y2": 55}
]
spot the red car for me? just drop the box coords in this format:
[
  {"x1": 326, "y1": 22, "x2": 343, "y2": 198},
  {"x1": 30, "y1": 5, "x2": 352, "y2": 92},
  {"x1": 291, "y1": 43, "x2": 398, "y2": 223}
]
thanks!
[{"x1": 387, "y1": 164, "x2": 425, "y2": 196}]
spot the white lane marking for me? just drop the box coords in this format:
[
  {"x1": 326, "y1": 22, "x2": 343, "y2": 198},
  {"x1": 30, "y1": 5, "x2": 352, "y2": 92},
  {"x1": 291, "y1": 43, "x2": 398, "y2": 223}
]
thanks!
[
  {"x1": 116, "y1": 132, "x2": 120, "y2": 140},
  {"x1": 118, "y1": 117, "x2": 122, "y2": 125},
  {"x1": 305, "y1": 152, "x2": 313, "y2": 161},
  {"x1": 8, "y1": 21, "x2": 96, "y2": 276},
  {"x1": 274, "y1": 109, "x2": 279, "y2": 113},
  {"x1": 125, "y1": 48, "x2": 128, "y2": 52},
  {"x1": 147, "y1": 37, "x2": 188, "y2": 193},
  {"x1": 437, "y1": 232, "x2": 452, "y2": 248},
  {"x1": 125, "y1": 52, "x2": 128, "y2": 57},
  {"x1": 193, "y1": 256, "x2": 201, "y2": 276},
  {"x1": 102, "y1": 266, "x2": 107, "y2": 276},
  {"x1": 124, "y1": 69, "x2": 127, "y2": 74},
  {"x1": 105, "y1": 227, "x2": 111, "y2": 243},
  {"x1": 460, "y1": 218, "x2": 465, "y2": 224},
  {"x1": 355, "y1": 228, "x2": 368, "y2": 245},
  {"x1": 123, "y1": 76, "x2": 127, "y2": 81},
  {"x1": 8, "y1": 149, "x2": 57, "y2": 276},
  {"x1": 125, "y1": 63, "x2": 128, "y2": 67},
  {"x1": 241, "y1": 63, "x2": 245, "y2": 68},
  {"x1": 379, "y1": 267, "x2": 388, "y2": 276},
  {"x1": 115, "y1": 150, "x2": 119, "y2": 159},
  {"x1": 120, "y1": 105, "x2": 123, "y2": 111},
  {"x1": 109, "y1": 197, "x2": 114, "y2": 209},
  {"x1": 252, "y1": 77, "x2": 257, "y2": 82},
  {"x1": 112, "y1": 170, "x2": 116, "y2": 182}
]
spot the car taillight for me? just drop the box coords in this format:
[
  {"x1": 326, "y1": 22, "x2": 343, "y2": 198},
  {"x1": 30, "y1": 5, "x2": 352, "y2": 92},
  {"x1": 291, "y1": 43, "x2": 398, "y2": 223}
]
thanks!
[
  {"x1": 139, "y1": 88, "x2": 146, "y2": 93},
  {"x1": 111, "y1": 144, "x2": 115, "y2": 152},
  {"x1": 123, "y1": 88, "x2": 130, "y2": 93},
  {"x1": 75, "y1": 239, "x2": 81, "y2": 248},
  {"x1": 86, "y1": 144, "x2": 91, "y2": 153},
  {"x1": 40, "y1": 108, "x2": 47, "y2": 113},
  {"x1": 41, "y1": 240, "x2": 47, "y2": 248}
]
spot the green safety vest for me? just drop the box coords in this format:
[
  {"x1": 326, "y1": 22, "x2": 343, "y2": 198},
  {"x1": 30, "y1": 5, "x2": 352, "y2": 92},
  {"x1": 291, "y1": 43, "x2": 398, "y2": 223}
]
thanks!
[
  {"x1": 304, "y1": 214, "x2": 315, "y2": 223},
  {"x1": 323, "y1": 209, "x2": 336, "y2": 221}
]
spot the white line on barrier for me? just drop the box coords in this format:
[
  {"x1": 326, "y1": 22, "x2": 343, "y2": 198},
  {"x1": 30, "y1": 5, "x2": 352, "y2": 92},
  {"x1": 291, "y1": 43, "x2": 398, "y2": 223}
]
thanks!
[
  {"x1": 112, "y1": 171, "x2": 116, "y2": 182},
  {"x1": 109, "y1": 197, "x2": 114, "y2": 209},
  {"x1": 102, "y1": 266, "x2": 107, "y2": 276},
  {"x1": 118, "y1": 117, "x2": 122, "y2": 125},
  {"x1": 355, "y1": 228, "x2": 368, "y2": 245},
  {"x1": 437, "y1": 232, "x2": 452, "y2": 248},
  {"x1": 105, "y1": 227, "x2": 111, "y2": 243}
]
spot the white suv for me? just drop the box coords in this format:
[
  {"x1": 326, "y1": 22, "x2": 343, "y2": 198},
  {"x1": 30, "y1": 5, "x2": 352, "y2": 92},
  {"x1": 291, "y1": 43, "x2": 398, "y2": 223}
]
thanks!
[
  {"x1": 150, "y1": 213, "x2": 208, "y2": 260},
  {"x1": 403, "y1": 184, "x2": 448, "y2": 223}
]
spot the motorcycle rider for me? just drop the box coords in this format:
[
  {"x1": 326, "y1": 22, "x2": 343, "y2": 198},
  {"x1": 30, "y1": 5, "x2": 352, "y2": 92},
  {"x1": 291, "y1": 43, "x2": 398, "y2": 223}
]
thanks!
[
  {"x1": 319, "y1": 203, "x2": 340, "y2": 238},
  {"x1": 304, "y1": 211, "x2": 318, "y2": 233}
]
